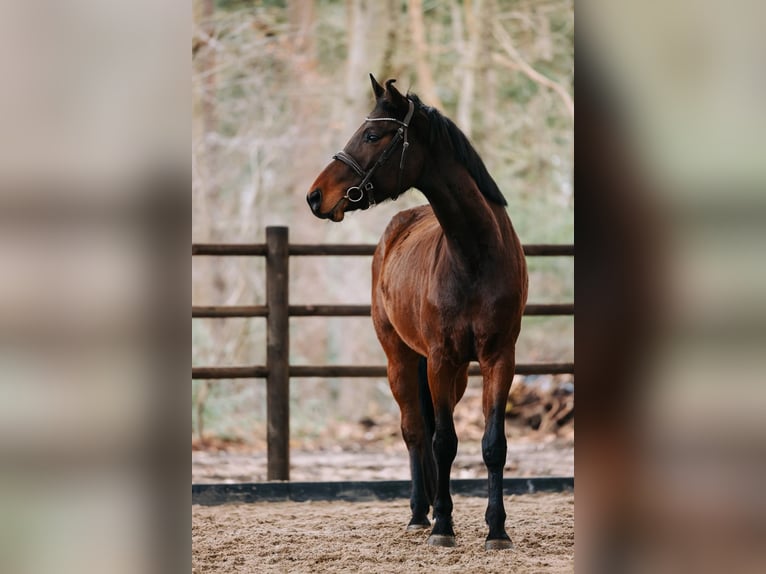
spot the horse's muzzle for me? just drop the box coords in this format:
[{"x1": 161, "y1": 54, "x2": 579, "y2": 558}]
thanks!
[
  {"x1": 307, "y1": 188, "x2": 347, "y2": 221},
  {"x1": 307, "y1": 188, "x2": 322, "y2": 213}
]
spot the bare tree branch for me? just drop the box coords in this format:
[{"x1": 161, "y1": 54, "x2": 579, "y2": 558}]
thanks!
[{"x1": 493, "y1": 22, "x2": 574, "y2": 121}]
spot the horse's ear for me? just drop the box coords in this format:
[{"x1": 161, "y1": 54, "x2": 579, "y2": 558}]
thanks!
[
  {"x1": 370, "y1": 73, "x2": 385, "y2": 99},
  {"x1": 384, "y1": 79, "x2": 407, "y2": 108}
]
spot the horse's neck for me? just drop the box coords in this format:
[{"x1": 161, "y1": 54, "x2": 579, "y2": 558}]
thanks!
[{"x1": 420, "y1": 167, "x2": 505, "y2": 268}]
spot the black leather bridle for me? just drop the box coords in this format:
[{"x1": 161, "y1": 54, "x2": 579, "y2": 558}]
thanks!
[{"x1": 332, "y1": 99, "x2": 415, "y2": 207}]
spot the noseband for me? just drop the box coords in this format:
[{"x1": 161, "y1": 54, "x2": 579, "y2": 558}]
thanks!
[{"x1": 332, "y1": 99, "x2": 415, "y2": 207}]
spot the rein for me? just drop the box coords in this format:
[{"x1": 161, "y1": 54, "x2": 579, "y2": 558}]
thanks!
[{"x1": 333, "y1": 99, "x2": 415, "y2": 207}]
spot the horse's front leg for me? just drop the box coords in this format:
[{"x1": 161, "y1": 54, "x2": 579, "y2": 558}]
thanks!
[
  {"x1": 383, "y1": 342, "x2": 434, "y2": 530},
  {"x1": 480, "y1": 357, "x2": 516, "y2": 550},
  {"x1": 426, "y1": 359, "x2": 468, "y2": 547}
]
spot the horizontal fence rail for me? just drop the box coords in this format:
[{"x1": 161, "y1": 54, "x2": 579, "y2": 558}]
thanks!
[
  {"x1": 192, "y1": 227, "x2": 574, "y2": 481},
  {"x1": 192, "y1": 302, "x2": 574, "y2": 318},
  {"x1": 192, "y1": 243, "x2": 574, "y2": 257},
  {"x1": 192, "y1": 362, "x2": 576, "y2": 380}
]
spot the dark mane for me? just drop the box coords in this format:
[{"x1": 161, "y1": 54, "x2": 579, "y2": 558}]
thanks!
[{"x1": 407, "y1": 93, "x2": 508, "y2": 207}]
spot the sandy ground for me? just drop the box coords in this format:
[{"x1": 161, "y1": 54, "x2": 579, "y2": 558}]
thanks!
[{"x1": 192, "y1": 492, "x2": 574, "y2": 573}]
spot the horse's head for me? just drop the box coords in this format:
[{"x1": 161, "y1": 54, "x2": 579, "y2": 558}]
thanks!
[{"x1": 307, "y1": 74, "x2": 424, "y2": 221}]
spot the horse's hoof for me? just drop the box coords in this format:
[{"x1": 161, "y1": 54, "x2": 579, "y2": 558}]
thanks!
[
  {"x1": 485, "y1": 538, "x2": 514, "y2": 550},
  {"x1": 406, "y1": 522, "x2": 430, "y2": 531},
  {"x1": 427, "y1": 534, "x2": 456, "y2": 547}
]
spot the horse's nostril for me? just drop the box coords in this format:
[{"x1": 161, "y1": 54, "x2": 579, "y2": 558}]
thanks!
[{"x1": 308, "y1": 188, "x2": 322, "y2": 211}]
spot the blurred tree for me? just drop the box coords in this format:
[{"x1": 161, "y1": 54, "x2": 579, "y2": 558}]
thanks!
[
  {"x1": 287, "y1": 0, "x2": 317, "y2": 75},
  {"x1": 455, "y1": 0, "x2": 478, "y2": 136},
  {"x1": 380, "y1": 0, "x2": 401, "y2": 81},
  {"x1": 476, "y1": 0, "x2": 496, "y2": 145},
  {"x1": 193, "y1": 0, "x2": 217, "y2": 227},
  {"x1": 408, "y1": 0, "x2": 443, "y2": 110},
  {"x1": 285, "y1": 0, "x2": 321, "y2": 203},
  {"x1": 345, "y1": 0, "x2": 390, "y2": 129}
]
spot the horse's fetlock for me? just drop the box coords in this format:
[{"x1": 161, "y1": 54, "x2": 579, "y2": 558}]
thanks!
[
  {"x1": 485, "y1": 505, "x2": 506, "y2": 526},
  {"x1": 433, "y1": 498, "x2": 453, "y2": 518}
]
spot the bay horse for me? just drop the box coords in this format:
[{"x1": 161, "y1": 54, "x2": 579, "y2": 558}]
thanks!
[{"x1": 307, "y1": 75, "x2": 528, "y2": 550}]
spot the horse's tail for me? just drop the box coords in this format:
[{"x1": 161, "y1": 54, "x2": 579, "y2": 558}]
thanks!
[{"x1": 417, "y1": 355, "x2": 437, "y2": 505}]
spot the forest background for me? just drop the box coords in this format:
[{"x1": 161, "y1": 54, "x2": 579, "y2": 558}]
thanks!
[{"x1": 192, "y1": 0, "x2": 573, "y2": 445}]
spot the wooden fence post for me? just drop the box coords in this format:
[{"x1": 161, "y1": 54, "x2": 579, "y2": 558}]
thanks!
[{"x1": 266, "y1": 226, "x2": 289, "y2": 480}]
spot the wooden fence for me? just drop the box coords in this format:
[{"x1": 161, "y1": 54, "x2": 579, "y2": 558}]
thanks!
[{"x1": 192, "y1": 226, "x2": 574, "y2": 480}]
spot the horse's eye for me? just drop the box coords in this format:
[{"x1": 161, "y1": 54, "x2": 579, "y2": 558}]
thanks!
[{"x1": 364, "y1": 132, "x2": 381, "y2": 143}]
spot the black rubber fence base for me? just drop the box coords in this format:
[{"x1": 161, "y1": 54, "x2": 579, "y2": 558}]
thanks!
[{"x1": 193, "y1": 476, "x2": 573, "y2": 505}]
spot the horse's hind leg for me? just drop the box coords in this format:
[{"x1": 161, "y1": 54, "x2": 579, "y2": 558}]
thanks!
[
  {"x1": 385, "y1": 342, "x2": 435, "y2": 530},
  {"x1": 480, "y1": 357, "x2": 516, "y2": 550}
]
